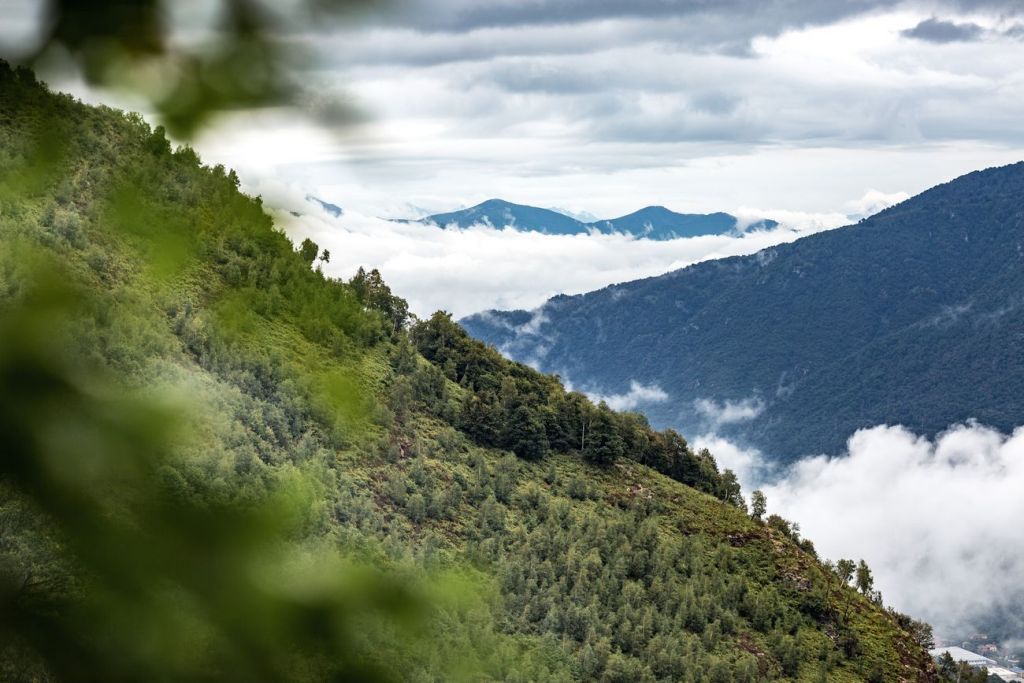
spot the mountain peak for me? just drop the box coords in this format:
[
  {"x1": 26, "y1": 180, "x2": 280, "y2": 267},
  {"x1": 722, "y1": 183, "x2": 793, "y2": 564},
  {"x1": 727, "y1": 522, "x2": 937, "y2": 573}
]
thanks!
[
  {"x1": 422, "y1": 199, "x2": 586, "y2": 234},
  {"x1": 413, "y1": 199, "x2": 774, "y2": 240},
  {"x1": 597, "y1": 206, "x2": 742, "y2": 238}
]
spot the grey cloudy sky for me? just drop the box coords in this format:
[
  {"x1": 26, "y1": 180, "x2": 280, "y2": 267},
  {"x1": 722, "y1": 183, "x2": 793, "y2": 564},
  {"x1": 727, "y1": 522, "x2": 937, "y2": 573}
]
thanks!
[
  {"x1": 178, "y1": 0, "x2": 1024, "y2": 220},
  {"x1": 7, "y1": 0, "x2": 1023, "y2": 218}
]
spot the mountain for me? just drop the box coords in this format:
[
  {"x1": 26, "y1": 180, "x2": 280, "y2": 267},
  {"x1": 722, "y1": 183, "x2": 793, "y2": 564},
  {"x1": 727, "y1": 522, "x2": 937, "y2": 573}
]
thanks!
[
  {"x1": 463, "y1": 162, "x2": 1024, "y2": 461},
  {"x1": 423, "y1": 198, "x2": 587, "y2": 234},
  {"x1": 417, "y1": 198, "x2": 775, "y2": 239},
  {"x1": 593, "y1": 206, "x2": 778, "y2": 239},
  {"x1": 306, "y1": 194, "x2": 343, "y2": 217},
  {"x1": 0, "y1": 62, "x2": 936, "y2": 681}
]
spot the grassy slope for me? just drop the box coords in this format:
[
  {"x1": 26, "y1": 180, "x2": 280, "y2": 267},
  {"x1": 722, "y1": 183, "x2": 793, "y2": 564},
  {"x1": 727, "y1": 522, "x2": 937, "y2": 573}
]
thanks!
[
  {"x1": 363, "y1": 410, "x2": 936, "y2": 682},
  {"x1": 0, "y1": 64, "x2": 935, "y2": 682}
]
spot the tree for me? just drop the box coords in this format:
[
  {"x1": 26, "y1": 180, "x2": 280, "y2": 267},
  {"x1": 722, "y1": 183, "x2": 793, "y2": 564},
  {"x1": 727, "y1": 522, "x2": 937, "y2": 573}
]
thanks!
[
  {"x1": 389, "y1": 376, "x2": 415, "y2": 425},
  {"x1": 350, "y1": 267, "x2": 410, "y2": 332},
  {"x1": 459, "y1": 391, "x2": 503, "y2": 448},
  {"x1": 750, "y1": 490, "x2": 766, "y2": 521},
  {"x1": 719, "y1": 469, "x2": 745, "y2": 510},
  {"x1": 407, "y1": 493, "x2": 426, "y2": 524},
  {"x1": 855, "y1": 560, "x2": 874, "y2": 596},
  {"x1": 834, "y1": 558, "x2": 858, "y2": 619},
  {"x1": 889, "y1": 609, "x2": 934, "y2": 650},
  {"x1": 936, "y1": 652, "x2": 957, "y2": 679},
  {"x1": 299, "y1": 237, "x2": 319, "y2": 266},
  {"x1": 319, "y1": 249, "x2": 330, "y2": 264},
  {"x1": 836, "y1": 559, "x2": 856, "y2": 587},
  {"x1": 584, "y1": 403, "x2": 624, "y2": 465},
  {"x1": 507, "y1": 404, "x2": 550, "y2": 461},
  {"x1": 908, "y1": 618, "x2": 934, "y2": 650}
]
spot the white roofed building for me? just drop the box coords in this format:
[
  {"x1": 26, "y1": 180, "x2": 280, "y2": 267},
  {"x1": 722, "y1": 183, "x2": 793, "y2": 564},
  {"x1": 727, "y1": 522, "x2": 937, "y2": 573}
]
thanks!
[
  {"x1": 929, "y1": 646, "x2": 996, "y2": 668},
  {"x1": 988, "y1": 667, "x2": 1024, "y2": 683}
]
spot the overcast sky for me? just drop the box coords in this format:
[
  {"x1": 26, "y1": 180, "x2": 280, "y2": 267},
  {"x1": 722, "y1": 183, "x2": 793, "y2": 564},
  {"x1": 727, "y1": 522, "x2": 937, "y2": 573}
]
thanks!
[
  {"x1": 180, "y1": 0, "x2": 1024, "y2": 220},
  {"x1": 6, "y1": 1, "x2": 1024, "y2": 219}
]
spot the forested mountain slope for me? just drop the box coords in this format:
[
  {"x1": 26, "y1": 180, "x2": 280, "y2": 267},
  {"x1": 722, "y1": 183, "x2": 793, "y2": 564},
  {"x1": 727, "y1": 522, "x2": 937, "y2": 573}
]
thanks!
[
  {"x1": 0, "y1": 63, "x2": 935, "y2": 682},
  {"x1": 463, "y1": 163, "x2": 1024, "y2": 459}
]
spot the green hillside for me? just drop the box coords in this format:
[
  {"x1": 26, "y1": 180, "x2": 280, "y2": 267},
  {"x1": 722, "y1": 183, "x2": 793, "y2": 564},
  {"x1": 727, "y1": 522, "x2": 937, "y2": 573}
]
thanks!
[{"x1": 0, "y1": 63, "x2": 936, "y2": 682}]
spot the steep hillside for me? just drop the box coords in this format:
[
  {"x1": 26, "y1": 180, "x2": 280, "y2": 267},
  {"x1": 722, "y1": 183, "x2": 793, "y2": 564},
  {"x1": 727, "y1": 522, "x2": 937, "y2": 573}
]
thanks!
[
  {"x1": 463, "y1": 163, "x2": 1024, "y2": 459},
  {"x1": 411, "y1": 198, "x2": 775, "y2": 239},
  {"x1": 0, "y1": 63, "x2": 935, "y2": 682}
]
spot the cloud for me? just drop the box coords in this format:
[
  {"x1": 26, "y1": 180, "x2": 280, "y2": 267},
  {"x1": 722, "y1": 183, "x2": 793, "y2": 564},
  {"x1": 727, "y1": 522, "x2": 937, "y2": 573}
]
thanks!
[
  {"x1": 13, "y1": 0, "x2": 1024, "y2": 220},
  {"x1": 759, "y1": 421, "x2": 1024, "y2": 640},
  {"x1": 693, "y1": 433, "x2": 769, "y2": 489},
  {"x1": 265, "y1": 189, "x2": 851, "y2": 318},
  {"x1": 182, "y1": 4, "x2": 1024, "y2": 226},
  {"x1": 361, "y1": 0, "x2": 898, "y2": 39},
  {"x1": 363, "y1": 1, "x2": 1023, "y2": 42},
  {"x1": 584, "y1": 381, "x2": 669, "y2": 412},
  {"x1": 902, "y1": 17, "x2": 985, "y2": 43},
  {"x1": 694, "y1": 397, "x2": 765, "y2": 427},
  {"x1": 843, "y1": 188, "x2": 911, "y2": 220}
]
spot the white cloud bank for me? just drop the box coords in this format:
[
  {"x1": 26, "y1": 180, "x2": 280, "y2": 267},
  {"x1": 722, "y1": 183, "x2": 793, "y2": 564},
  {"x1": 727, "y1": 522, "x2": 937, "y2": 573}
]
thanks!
[
  {"x1": 584, "y1": 381, "x2": 669, "y2": 412},
  {"x1": 266, "y1": 189, "x2": 883, "y2": 318},
  {"x1": 760, "y1": 421, "x2": 1024, "y2": 639}
]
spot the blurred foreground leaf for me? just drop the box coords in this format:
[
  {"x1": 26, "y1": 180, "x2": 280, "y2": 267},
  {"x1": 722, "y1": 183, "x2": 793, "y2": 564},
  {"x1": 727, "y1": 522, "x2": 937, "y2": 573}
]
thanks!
[
  {"x1": 0, "y1": 251, "x2": 428, "y2": 682},
  {"x1": 20, "y1": 0, "x2": 377, "y2": 137}
]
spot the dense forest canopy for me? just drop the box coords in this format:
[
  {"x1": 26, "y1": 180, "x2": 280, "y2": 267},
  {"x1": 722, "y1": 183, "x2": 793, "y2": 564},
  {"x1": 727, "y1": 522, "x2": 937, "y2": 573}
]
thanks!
[{"x1": 0, "y1": 62, "x2": 937, "y2": 682}]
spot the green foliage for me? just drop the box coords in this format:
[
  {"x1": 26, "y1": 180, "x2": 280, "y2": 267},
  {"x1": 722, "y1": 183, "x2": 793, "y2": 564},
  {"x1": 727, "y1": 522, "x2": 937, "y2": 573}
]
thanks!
[
  {"x1": 751, "y1": 490, "x2": 767, "y2": 521},
  {"x1": 299, "y1": 237, "x2": 319, "y2": 266},
  {"x1": 410, "y1": 311, "x2": 736, "y2": 502},
  {"x1": 0, "y1": 62, "x2": 560, "y2": 682},
  {"x1": 0, "y1": 63, "x2": 937, "y2": 682},
  {"x1": 350, "y1": 266, "x2": 411, "y2": 334},
  {"x1": 855, "y1": 560, "x2": 875, "y2": 596},
  {"x1": 935, "y1": 652, "x2": 990, "y2": 683},
  {"x1": 20, "y1": 0, "x2": 372, "y2": 137}
]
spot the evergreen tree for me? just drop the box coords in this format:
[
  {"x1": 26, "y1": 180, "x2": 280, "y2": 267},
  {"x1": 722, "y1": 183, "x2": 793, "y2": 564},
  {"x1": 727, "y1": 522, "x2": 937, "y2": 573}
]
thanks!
[
  {"x1": 508, "y1": 404, "x2": 550, "y2": 460},
  {"x1": 299, "y1": 237, "x2": 319, "y2": 265},
  {"x1": 459, "y1": 390, "x2": 503, "y2": 447},
  {"x1": 585, "y1": 403, "x2": 624, "y2": 465}
]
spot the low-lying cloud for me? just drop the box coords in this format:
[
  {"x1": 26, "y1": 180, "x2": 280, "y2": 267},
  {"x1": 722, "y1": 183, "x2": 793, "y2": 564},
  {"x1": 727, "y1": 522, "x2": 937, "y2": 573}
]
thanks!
[
  {"x1": 756, "y1": 421, "x2": 1024, "y2": 640},
  {"x1": 694, "y1": 397, "x2": 765, "y2": 427},
  {"x1": 693, "y1": 432, "x2": 770, "y2": 488},
  {"x1": 584, "y1": 381, "x2": 669, "y2": 412},
  {"x1": 267, "y1": 189, "x2": 869, "y2": 318}
]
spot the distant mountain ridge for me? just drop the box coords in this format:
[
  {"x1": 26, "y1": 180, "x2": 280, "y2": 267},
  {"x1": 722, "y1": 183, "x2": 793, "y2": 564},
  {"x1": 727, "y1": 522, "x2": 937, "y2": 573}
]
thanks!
[
  {"x1": 306, "y1": 194, "x2": 343, "y2": 217},
  {"x1": 407, "y1": 198, "x2": 777, "y2": 239},
  {"x1": 462, "y1": 162, "x2": 1024, "y2": 460}
]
